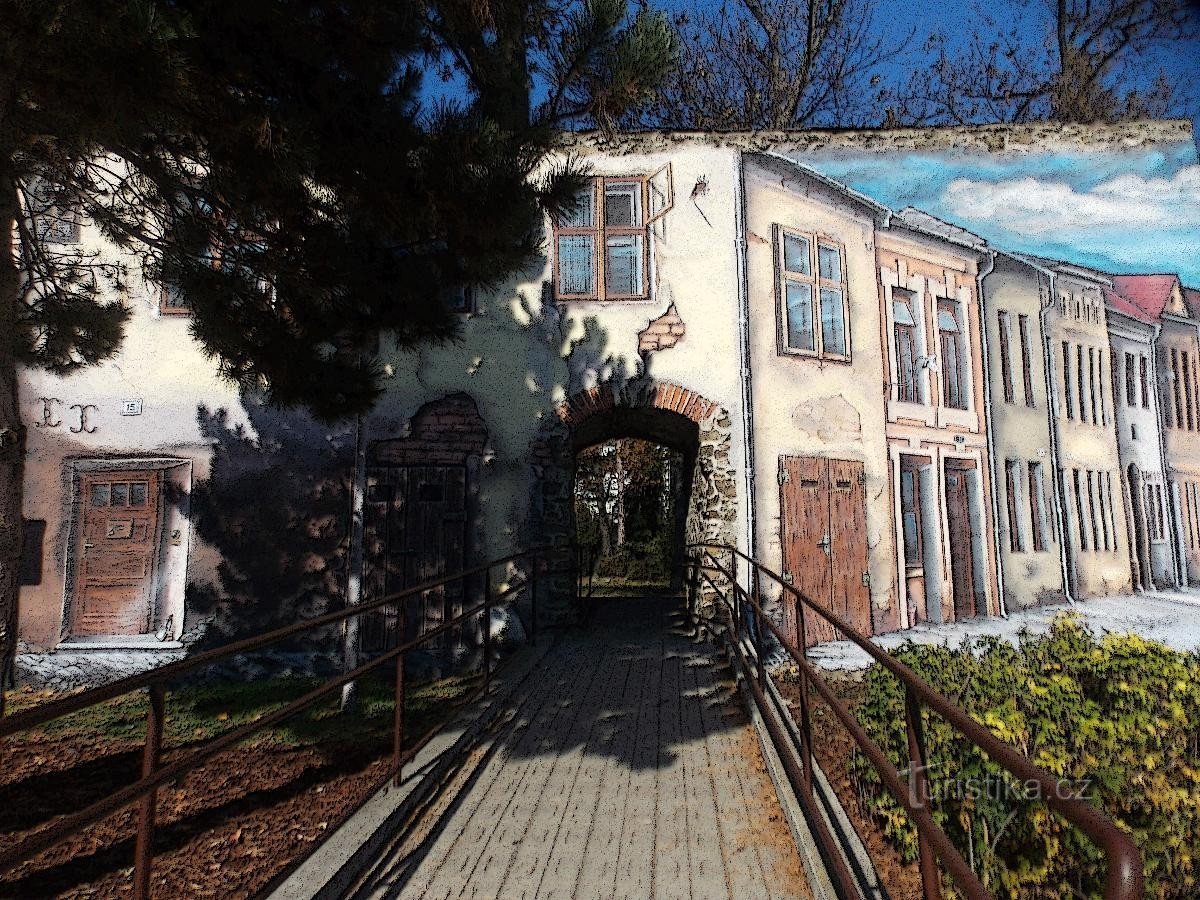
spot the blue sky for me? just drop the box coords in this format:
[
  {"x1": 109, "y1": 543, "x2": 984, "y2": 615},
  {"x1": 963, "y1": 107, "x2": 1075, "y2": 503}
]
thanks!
[{"x1": 804, "y1": 142, "x2": 1200, "y2": 285}]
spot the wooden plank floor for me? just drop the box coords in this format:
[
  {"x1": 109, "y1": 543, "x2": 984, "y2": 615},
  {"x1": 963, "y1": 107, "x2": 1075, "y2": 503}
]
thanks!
[{"x1": 358, "y1": 596, "x2": 812, "y2": 900}]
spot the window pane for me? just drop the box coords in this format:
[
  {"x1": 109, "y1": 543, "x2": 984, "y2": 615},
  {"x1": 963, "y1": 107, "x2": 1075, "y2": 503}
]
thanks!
[
  {"x1": 783, "y1": 233, "x2": 810, "y2": 276},
  {"x1": 892, "y1": 298, "x2": 915, "y2": 326},
  {"x1": 90, "y1": 484, "x2": 110, "y2": 507},
  {"x1": 901, "y1": 469, "x2": 921, "y2": 564},
  {"x1": 604, "y1": 182, "x2": 641, "y2": 227},
  {"x1": 820, "y1": 288, "x2": 847, "y2": 356},
  {"x1": 130, "y1": 482, "x2": 148, "y2": 507},
  {"x1": 818, "y1": 244, "x2": 841, "y2": 281},
  {"x1": 557, "y1": 235, "x2": 595, "y2": 295},
  {"x1": 604, "y1": 234, "x2": 643, "y2": 295},
  {"x1": 784, "y1": 282, "x2": 814, "y2": 351},
  {"x1": 561, "y1": 189, "x2": 594, "y2": 228},
  {"x1": 110, "y1": 483, "x2": 129, "y2": 506},
  {"x1": 937, "y1": 309, "x2": 959, "y2": 332}
]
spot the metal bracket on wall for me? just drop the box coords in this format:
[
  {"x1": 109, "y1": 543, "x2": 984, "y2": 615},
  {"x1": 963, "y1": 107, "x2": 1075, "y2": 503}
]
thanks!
[
  {"x1": 35, "y1": 397, "x2": 62, "y2": 428},
  {"x1": 69, "y1": 404, "x2": 98, "y2": 434}
]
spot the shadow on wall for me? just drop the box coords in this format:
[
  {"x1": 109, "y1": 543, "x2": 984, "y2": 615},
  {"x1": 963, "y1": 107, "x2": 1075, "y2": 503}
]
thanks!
[{"x1": 185, "y1": 394, "x2": 355, "y2": 655}]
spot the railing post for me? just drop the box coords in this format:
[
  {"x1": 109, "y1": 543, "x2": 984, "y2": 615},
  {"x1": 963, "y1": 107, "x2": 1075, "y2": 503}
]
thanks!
[
  {"x1": 393, "y1": 599, "x2": 406, "y2": 786},
  {"x1": 905, "y1": 685, "x2": 942, "y2": 900},
  {"x1": 731, "y1": 551, "x2": 740, "y2": 634},
  {"x1": 530, "y1": 551, "x2": 539, "y2": 646},
  {"x1": 483, "y1": 565, "x2": 493, "y2": 691},
  {"x1": 753, "y1": 569, "x2": 765, "y2": 688},
  {"x1": 133, "y1": 681, "x2": 165, "y2": 900}
]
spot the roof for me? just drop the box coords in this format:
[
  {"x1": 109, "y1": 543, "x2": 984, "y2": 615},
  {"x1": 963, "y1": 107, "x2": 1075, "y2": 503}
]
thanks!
[
  {"x1": 1102, "y1": 285, "x2": 1156, "y2": 325},
  {"x1": 1182, "y1": 286, "x2": 1200, "y2": 320},
  {"x1": 1109, "y1": 274, "x2": 1180, "y2": 320},
  {"x1": 742, "y1": 151, "x2": 891, "y2": 222},
  {"x1": 1014, "y1": 253, "x2": 1112, "y2": 286},
  {"x1": 894, "y1": 207, "x2": 988, "y2": 251}
]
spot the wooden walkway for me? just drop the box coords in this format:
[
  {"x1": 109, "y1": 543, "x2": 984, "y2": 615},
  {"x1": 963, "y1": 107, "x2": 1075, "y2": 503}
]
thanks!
[{"x1": 354, "y1": 596, "x2": 811, "y2": 900}]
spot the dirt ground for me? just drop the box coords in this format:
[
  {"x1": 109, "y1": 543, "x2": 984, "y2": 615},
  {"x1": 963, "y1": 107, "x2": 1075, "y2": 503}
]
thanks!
[{"x1": 0, "y1": 672, "x2": 476, "y2": 899}]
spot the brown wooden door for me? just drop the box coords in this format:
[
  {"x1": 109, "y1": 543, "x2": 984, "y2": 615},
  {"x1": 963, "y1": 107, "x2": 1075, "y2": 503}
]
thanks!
[
  {"x1": 943, "y1": 462, "x2": 977, "y2": 620},
  {"x1": 363, "y1": 465, "x2": 466, "y2": 650},
  {"x1": 780, "y1": 456, "x2": 871, "y2": 646},
  {"x1": 71, "y1": 470, "x2": 163, "y2": 637},
  {"x1": 828, "y1": 459, "x2": 871, "y2": 636}
]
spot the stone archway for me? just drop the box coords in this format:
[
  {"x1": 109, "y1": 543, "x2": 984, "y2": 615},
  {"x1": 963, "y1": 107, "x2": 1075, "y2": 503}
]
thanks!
[{"x1": 530, "y1": 380, "x2": 737, "y2": 618}]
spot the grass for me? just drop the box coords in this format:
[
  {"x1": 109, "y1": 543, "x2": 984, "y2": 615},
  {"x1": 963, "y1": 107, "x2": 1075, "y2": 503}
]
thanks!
[{"x1": 5, "y1": 669, "x2": 484, "y2": 753}]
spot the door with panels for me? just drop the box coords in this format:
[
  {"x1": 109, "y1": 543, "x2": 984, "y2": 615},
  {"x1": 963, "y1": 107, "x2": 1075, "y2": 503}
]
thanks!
[
  {"x1": 70, "y1": 469, "x2": 164, "y2": 637},
  {"x1": 779, "y1": 456, "x2": 872, "y2": 646}
]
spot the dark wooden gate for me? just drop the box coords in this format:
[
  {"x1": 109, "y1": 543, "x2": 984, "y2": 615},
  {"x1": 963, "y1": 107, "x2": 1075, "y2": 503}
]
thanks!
[
  {"x1": 362, "y1": 465, "x2": 467, "y2": 651},
  {"x1": 780, "y1": 455, "x2": 871, "y2": 646}
]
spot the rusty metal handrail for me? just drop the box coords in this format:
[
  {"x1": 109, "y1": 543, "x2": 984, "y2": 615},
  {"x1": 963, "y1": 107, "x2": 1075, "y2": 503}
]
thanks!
[
  {"x1": 687, "y1": 542, "x2": 1142, "y2": 900},
  {"x1": 0, "y1": 544, "x2": 565, "y2": 898}
]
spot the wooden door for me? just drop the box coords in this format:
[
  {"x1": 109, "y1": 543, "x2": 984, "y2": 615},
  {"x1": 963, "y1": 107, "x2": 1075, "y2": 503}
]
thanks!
[
  {"x1": 828, "y1": 459, "x2": 871, "y2": 636},
  {"x1": 943, "y1": 463, "x2": 977, "y2": 620},
  {"x1": 71, "y1": 470, "x2": 163, "y2": 637},
  {"x1": 363, "y1": 465, "x2": 467, "y2": 650},
  {"x1": 780, "y1": 456, "x2": 871, "y2": 647}
]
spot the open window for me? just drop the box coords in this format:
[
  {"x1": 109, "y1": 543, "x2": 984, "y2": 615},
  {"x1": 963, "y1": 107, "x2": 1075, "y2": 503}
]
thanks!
[{"x1": 552, "y1": 169, "x2": 673, "y2": 302}]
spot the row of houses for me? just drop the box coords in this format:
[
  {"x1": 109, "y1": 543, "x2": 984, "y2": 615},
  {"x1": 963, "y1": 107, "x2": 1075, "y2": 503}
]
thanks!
[{"x1": 14, "y1": 127, "x2": 1200, "y2": 666}]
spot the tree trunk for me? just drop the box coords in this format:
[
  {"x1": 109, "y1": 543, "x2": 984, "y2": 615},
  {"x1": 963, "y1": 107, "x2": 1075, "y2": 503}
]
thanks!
[
  {"x1": 0, "y1": 174, "x2": 26, "y2": 716},
  {"x1": 340, "y1": 413, "x2": 366, "y2": 713}
]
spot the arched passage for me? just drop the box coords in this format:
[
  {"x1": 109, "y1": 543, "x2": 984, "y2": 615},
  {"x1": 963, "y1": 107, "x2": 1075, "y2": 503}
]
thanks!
[{"x1": 535, "y1": 381, "x2": 738, "y2": 605}]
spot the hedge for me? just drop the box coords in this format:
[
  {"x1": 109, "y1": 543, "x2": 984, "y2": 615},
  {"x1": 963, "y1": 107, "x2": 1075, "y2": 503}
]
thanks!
[{"x1": 849, "y1": 614, "x2": 1200, "y2": 898}]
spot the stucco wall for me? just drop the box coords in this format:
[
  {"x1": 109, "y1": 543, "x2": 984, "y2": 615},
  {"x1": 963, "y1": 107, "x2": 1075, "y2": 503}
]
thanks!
[
  {"x1": 981, "y1": 256, "x2": 1066, "y2": 609},
  {"x1": 741, "y1": 155, "x2": 897, "y2": 632},
  {"x1": 1046, "y1": 272, "x2": 1133, "y2": 598}
]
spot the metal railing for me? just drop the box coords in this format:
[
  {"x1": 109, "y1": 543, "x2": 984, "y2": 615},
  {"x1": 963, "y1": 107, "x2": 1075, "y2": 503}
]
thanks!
[
  {"x1": 0, "y1": 545, "x2": 564, "y2": 899},
  {"x1": 687, "y1": 543, "x2": 1143, "y2": 900}
]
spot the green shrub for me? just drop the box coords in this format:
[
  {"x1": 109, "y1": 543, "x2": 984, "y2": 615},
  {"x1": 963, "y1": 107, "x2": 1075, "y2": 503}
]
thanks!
[{"x1": 849, "y1": 614, "x2": 1200, "y2": 899}]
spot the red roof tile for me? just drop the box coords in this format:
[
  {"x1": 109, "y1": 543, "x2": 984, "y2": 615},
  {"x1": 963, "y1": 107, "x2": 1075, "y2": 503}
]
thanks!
[
  {"x1": 1103, "y1": 286, "x2": 1156, "y2": 324},
  {"x1": 1109, "y1": 274, "x2": 1179, "y2": 320}
]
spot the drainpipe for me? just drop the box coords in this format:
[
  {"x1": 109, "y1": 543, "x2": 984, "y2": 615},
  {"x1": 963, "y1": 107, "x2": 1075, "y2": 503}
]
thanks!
[
  {"x1": 1032, "y1": 263, "x2": 1076, "y2": 604},
  {"x1": 733, "y1": 151, "x2": 756, "y2": 574},
  {"x1": 1150, "y1": 321, "x2": 1183, "y2": 588},
  {"x1": 976, "y1": 250, "x2": 1007, "y2": 618}
]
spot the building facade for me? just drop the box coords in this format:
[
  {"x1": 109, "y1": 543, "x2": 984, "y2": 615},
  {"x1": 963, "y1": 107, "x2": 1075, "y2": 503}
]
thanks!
[
  {"x1": 979, "y1": 253, "x2": 1068, "y2": 610},
  {"x1": 13, "y1": 127, "x2": 1199, "y2": 675},
  {"x1": 1037, "y1": 259, "x2": 1134, "y2": 599}
]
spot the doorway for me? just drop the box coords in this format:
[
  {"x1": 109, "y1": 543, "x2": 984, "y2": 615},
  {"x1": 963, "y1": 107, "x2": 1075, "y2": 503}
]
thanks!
[
  {"x1": 69, "y1": 469, "x2": 165, "y2": 638},
  {"x1": 943, "y1": 458, "x2": 980, "y2": 620},
  {"x1": 779, "y1": 455, "x2": 872, "y2": 646}
]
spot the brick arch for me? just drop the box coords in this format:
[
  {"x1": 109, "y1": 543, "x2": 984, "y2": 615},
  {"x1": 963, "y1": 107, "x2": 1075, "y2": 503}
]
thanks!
[
  {"x1": 532, "y1": 379, "x2": 738, "y2": 618},
  {"x1": 556, "y1": 381, "x2": 718, "y2": 430}
]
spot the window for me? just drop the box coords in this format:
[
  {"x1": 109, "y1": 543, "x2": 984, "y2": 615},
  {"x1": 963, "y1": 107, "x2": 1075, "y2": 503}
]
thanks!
[
  {"x1": 997, "y1": 311, "x2": 1015, "y2": 403},
  {"x1": 893, "y1": 291, "x2": 919, "y2": 402},
  {"x1": 1063, "y1": 342, "x2": 1075, "y2": 419},
  {"x1": 1005, "y1": 460, "x2": 1024, "y2": 552},
  {"x1": 777, "y1": 228, "x2": 849, "y2": 359},
  {"x1": 159, "y1": 285, "x2": 191, "y2": 316},
  {"x1": 938, "y1": 300, "x2": 967, "y2": 409},
  {"x1": 1125, "y1": 352, "x2": 1137, "y2": 408},
  {"x1": 899, "y1": 457, "x2": 924, "y2": 565},
  {"x1": 1073, "y1": 469, "x2": 1089, "y2": 551},
  {"x1": 26, "y1": 177, "x2": 81, "y2": 244},
  {"x1": 1140, "y1": 355, "x2": 1150, "y2": 409},
  {"x1": 1077, "y1": 344, "x2": 1087, "y2": 424},
  {"x1": 1089, "y1": 347, "x2": 1099, "y2": 425},
  {"x1": 1104, "y1": 472, "x2": 1117, "y2": 554},
  {"x1": 445, "y1": 285, "x2": 476, "y2": 314},
  {"x1": 1184, "y1": 352, "x2": 1196, "y2": 431},
  {"x1": 1147, "y1": 483, "x2": 1166, "y2": 542},
  {"x1": 1086, "y1": 470, "x2": 1100, "y2": 551},
  {"x1": 1018, "y1": 315, "x2": 1034, "y2": 407},
  {"x1": 1028, "y1": 462, "x2": 1047, "y2": 551},
  {"x1": 553, "y1": 172, "x2": 671, "y2": 301}
]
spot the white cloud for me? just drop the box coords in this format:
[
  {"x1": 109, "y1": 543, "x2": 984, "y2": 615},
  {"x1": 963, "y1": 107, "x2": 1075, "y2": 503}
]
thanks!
[{"x1": 941, "y1": 166, "x2": 1200, "y2": 236}]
